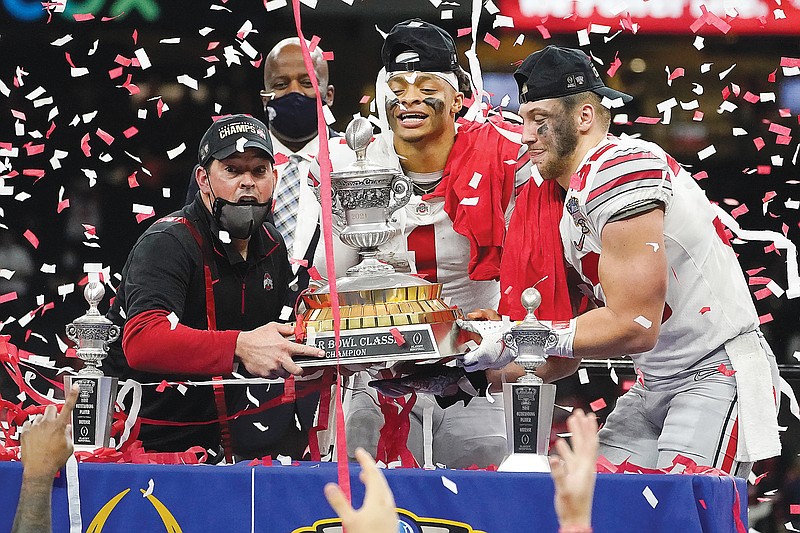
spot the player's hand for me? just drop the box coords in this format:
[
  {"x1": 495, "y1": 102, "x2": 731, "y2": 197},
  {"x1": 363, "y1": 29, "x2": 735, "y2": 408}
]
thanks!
[
  {"x1": 549, "y1": 409, "x2": 599, "y2": 528},
  {"x1": 324, "y1": 447, "x2": 398, "y2": 533},
  {"x1": 19, "y1": 384, "x2": 78, "y2": 479},
  {"x1": 236, "y1": 322, "x2": 325, "y2": 379},
  {"x1": 466, "y1": 308, "x2": 502, "y2": 321},
  {"x1": 456, "y1": 318, "x2": 517, "y2": 371}
]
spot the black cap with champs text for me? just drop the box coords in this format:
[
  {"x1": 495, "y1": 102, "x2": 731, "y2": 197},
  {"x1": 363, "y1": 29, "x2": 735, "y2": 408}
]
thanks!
[
  {"x1": 197, "y1": 114, "x2": 274, "y2": 167},
  {"x1": 381, "y1": 18, "x2": 459, "y2": 73},
  {"x1": 514, "y1": 45, "x2": 633, "y2": 105}
]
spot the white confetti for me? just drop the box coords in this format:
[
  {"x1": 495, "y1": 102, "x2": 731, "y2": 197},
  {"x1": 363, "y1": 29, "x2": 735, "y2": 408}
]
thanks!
[
  {"x1": 279, "y1": 306, "x2": 293, "y2": 321},
  {"x1": 51, "y1": 34, "x2": 73, "y2": 47},
  {"x1": 440, "y1": 9, "x2": 453, "y2": 19},
  {"x1": 700, "y1": 63, "x2": 712, "y2": 73},
  {"x1": 767, "y1": 280, "x2": 785, "y2": 298},
  {"x1": 646, "y1": 242, "x2": 659, "y2": 252},
  {"x1": 160, "y1": 37, "x2": 181, "y2": 44},
  {"x1": 167, "y1": 143, "x2": 186, "y2": 160},
  {"x1": 177, "y1": 75, "x2": 198, "y2": 90},
  {"x1": 697, "y1": 145, "x2": 716, "y2": 160},
  {"x1": 176, "y1": 384, "x2": 188, "y2": 395},
  {"x1": 493, "y1": 15, "x2": 514, "y2": 28},
  {"x1": 459, "y1": 197, "x2": 479, "y2": 206},
  {"x1": 578, "y1": 368, "x2": 589, "y2": 384},
  {"x1": 235, "y1": 136, "x2": 248, "y2": 153},
  {"x1": 514, "y1": 34, "x2": 525, "y2": 46},
  {"x1": 264, "y1": 0, "x2": 287, "y2": 11},
  {"x1": 142, "y1": 479, "x2": 154, "y2": 498},
  {"x1": 253, "y1": 422, "x2": 269, "y2": 432},
  {"x1": 0, "y1": 269, "x2": 14, "y2": 280},
  {"x1": 246, "y1": 387, "x2": 260, "y2": 407},
  {"x1": 577, "y1": 28, "x2": 590, "y2": 46},
  {"x1": 634, "y1": 316, "x2": 653, "y2": 329},
  {"x1": 610, "y1": 367, "x2": 618, "y2": 384},
  {"x1": 134, "y1": 48, "x2": 152, "y2": 70},
  {"x1": 643, "y1": 486, "x2": 658, "y2": 508},
  {"x1": 166, "y1": 312, "x2": 179, "y2": 330},
  {"x1": 239, "y1": 40, "x2": 259, "y2": 60},
  {"x1": 218, "y1": 230, "x2": 231, "y2": 244},
  {"x1": 132, "y1": 204, "x2": 154, "y2": 215},
  {"x1": 693, "y1": 36, "x2": 704, "y2": 50},
  {"x1": 441, "y1": 475, "x2": 458, "y2": 494},
  {"x1": 277, "y1": 455, "x2": 292, "y2": 465},
  {"x1": 468, "y1": 172, "x2": 482, "y2": 189}
]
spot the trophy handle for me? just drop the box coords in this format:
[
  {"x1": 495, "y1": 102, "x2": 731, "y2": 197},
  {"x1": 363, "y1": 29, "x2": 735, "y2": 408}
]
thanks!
[
  {"x1": 384, "y1": 173, "x2": 412, "y2": 218},
  {"x1": 503, "y1": 331, "x2": 518, "y2": 356},
  {"x1": 103, "y1": 324, "x2": 121, "y2": 352}
]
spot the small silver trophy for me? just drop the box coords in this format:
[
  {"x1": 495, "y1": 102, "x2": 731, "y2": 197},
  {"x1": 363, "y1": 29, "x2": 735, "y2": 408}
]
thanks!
[
  {"x1": 498, "y1": 287, "x2": 558, "y2": 472},
  {"x1": 63, "y1": 282, "x2": 120, "y2": 450}
]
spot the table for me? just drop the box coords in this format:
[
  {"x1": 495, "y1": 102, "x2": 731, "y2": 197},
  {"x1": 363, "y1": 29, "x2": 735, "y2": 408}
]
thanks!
[{"x1": 0, "y1": 461, "x2": 747, "y2": 532}]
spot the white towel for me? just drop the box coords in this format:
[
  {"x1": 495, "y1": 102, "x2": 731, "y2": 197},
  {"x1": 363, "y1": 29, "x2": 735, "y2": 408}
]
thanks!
[{"x1": 725, "y1": 331, "x2": 781, "y2": 462}]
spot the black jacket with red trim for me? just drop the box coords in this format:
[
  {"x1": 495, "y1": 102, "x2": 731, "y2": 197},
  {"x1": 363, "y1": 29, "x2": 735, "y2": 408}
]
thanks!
[{"x1": 105, "y1": 195, "x2": 318, "y2": 458}]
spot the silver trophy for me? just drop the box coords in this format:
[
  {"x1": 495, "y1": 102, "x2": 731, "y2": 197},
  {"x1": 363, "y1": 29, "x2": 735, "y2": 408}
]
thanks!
[
  {"x1": 63, "y1": 282, "x2": 120, "y2": 450},
  {"x1": 498, "y1": 287, "x2": 558, "y2": 472},
  {"x1": 300, "y1": 117, "x2": 469, "y2": 367},
  {"x1": 330, "y1": 116, "x2": 412, "y2": 276}
]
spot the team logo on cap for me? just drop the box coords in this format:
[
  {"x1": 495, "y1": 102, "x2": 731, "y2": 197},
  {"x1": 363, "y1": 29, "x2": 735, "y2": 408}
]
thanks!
[{"x1": 566, "y1": 73, "x2": 585, "y2": 90}]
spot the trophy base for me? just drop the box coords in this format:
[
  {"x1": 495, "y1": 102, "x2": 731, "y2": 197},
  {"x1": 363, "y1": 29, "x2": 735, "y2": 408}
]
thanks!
[
  {"x1": 64, "y1": 374, "x2": 118, "y2": 451},
  {"x1": 498, "y1": 452, "x2": 552, "y2": 472},
  {"x1": 296, "y1": 322, "x2": 471, "y2": 368}
]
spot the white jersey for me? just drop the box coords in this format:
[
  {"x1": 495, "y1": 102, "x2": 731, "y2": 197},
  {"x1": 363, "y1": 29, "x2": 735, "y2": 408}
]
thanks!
[
  {"x1": 561, "y1": 136, "x2": 759, "y2": 379},
  {"x1": 313, "y1": 126, "x2": 528, "y2": 313}
]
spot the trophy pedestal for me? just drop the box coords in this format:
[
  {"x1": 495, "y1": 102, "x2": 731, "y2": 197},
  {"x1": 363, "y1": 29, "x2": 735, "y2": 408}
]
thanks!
[
  {"x1": 64, "y1": 374, "x2": 118, "y2": 450},
  {"x1": 498, "y1": 381, "x2": 556, "y2": 473}
]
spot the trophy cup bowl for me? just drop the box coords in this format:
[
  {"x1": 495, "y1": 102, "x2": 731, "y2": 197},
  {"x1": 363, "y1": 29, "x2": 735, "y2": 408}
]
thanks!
[
  {"x1": 298, "y1": 117, "x2": 469, "y2": 368},
  {"x1": 498, "y1": 287, "x2": 558, "y2": 472},
  {"x1": 64, "y1": 282, "x2": 119, "y2": 450}
]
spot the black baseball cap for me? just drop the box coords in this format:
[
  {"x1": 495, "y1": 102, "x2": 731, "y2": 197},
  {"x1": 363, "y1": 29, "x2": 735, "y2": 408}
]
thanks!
[
  {"x1": 197, "y1": 114, "x2": 274, "y2": 166},
  {"x1": 515, "y1": 45, "x2": 632, "y2": 105},
  {"x1": 381, "y1": 19, "x2": 459, "y2": 73}
]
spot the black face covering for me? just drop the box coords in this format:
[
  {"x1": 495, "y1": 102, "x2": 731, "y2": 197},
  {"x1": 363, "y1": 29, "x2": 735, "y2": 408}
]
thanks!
[
  {"x1": 211, "y1": 198, "x2": 272, "y2": 240},
  {"x1": 265, "y1": 92, "x2": 320, "y2": 143}
]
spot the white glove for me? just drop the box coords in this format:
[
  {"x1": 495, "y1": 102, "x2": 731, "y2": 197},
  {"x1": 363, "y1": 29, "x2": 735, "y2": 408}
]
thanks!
[
  {"x1": 457, "y1": 317, "x2": 518, "y2": 371},
  {"x1": 539, "y1": 318, "x2": 577, "y2": 358}
]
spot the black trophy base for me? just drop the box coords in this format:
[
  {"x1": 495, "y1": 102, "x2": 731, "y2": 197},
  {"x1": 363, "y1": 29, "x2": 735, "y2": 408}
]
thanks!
[
  {"x1": 499, "y1": 381, "x2": 556, "y2": 473},
  {"x1": 64, "y1": 374, "x2": 118, "y2": 451}
]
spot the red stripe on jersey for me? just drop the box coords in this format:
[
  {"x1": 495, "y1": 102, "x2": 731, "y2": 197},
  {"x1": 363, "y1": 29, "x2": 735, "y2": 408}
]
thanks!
[
  {"x1": 407, "y1": 224, "x2": 438, "y2": 283},
  {"x1": 579, "y1": 251, "x2": 600, "y2": 286},
  {"x1": 597, "y1": 150, "x2": 661, "y2": 174},
  {"x1": 721, "y1": 418, "x2": 739, "y2": 474},
  {"x1": 572, "y1": 143, "x2": 618, "y2": 192},
  {"x1": 586, "y1": 169, "x2": 666, "y2": 204}
]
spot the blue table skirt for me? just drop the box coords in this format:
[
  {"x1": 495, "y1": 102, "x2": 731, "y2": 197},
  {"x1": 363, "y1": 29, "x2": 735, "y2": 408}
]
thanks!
[{"x1": 0, "y1": 460, "x2": 747, "y2": 532}]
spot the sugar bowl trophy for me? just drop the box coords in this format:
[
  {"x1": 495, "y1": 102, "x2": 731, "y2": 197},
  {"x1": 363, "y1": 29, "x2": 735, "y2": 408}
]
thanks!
[
  {"x1": 300, "y1": 117, "x2": 467, "y2": 367},
  {"x1": 63, "y1": 282, "x2": 120, "y2": 450},
  {"x1": 498, "y1": 287, "x2": 558, "y2": 472}
]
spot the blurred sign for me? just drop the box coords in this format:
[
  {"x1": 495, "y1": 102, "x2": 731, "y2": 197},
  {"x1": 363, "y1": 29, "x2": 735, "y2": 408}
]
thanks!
[
  {"x1": 498, "y1": 0, "x2": 800, "y2": 34},
  {"x1": 3, "y1": 0, "x2": 160, "y2": 22}
]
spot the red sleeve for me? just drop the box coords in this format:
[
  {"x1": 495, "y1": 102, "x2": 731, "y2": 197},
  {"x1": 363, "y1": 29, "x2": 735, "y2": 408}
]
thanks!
[{"x1": 122, "y1": 309, "x2": 239, "y2": 375}]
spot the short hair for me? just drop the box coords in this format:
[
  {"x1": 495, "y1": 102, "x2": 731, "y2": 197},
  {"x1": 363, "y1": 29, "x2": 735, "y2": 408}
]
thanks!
[{"x1": 561, "y1": 91, "x2": 611, "y2": 130}]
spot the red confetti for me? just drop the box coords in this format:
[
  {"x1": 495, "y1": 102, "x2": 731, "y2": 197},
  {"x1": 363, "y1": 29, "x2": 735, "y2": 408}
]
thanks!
[
  {"x1": 668, "y1": 67, "x2": 685, "y2": 82},
  {"x1": 80, "y1": 133, "x2": 91, "y2": 157},
  {"x1": 114, "y1": 54, "x2": 132, "y2": 67},
  {"x1": 22, "y1": 169, "x2": 45, "y2": 179},
  {"x1": 717, "y1": 363, "x2": 736, "y2": 377},
  {"x1": 389, "y1": 327, "x2": 406, "y2": 347},
  {"x1": 536, "y1": 25, "x2": 551, "y2": 39},
  {"x1": 483, "y1": 33, "x2": 500, "y2": 50},
  {"x1": 156, "y1": 98, "x2": 165, "y2": 117},
  {"x1": 503, "y1": 285, "x2": 513, "y2": 295},
  {"x1": 748, "y1": 276, "x2": 771, "y2": 286},
  {"x1": 288, "y1": 258, "x2": 309, "y2": 267},
  {"x1": 730, "y1": 204, "x2": 749, "y2": 218},
  {"x1": 96, "y1": 128, "x2": 114, "y2": 145},
  {"x1": 0, "y1": 292, "x2": 18, "y2": 304},
  {"x1": 754, "y1": 287, "x2": 772, "y2": 300},
  {"x1": 132, "y1": 29, "x2": 138, "y2": 44},
  {"x1": 321, "y1": 51, "x2": 334, "y2": 61},
  {"x1": 757, "y1": 165, "x2": 771, "y2": 175},
  {"x1": 699, "y1": 499, "x2": 707, "y2": 509},
  {"x1": 359, "y1": 95, "x2": 371, "y2": 104},
  {"x1": 634, "y1": 116, "x2": 661, "y2": 124},
  {"x1": 273, "y1": 152, "x2": 289, "y2": 166},
  {"x1": 790, "y1": 504, "x2": 800, "y2": 514},
  {"x1": 457, "y1": 27, "x2": 471, "y2": 37},
  {"x1": 24, "y1": 143, "x2": 45, "y2": 156},
  {"x1": 781, "y1": 57, "x2": 800, "y2": 68},
  {"x1": 308, "y1": 35, "x2": 321, "y2": 52},
  {"x1": 123, "y1": 126, "x2": 138, "y2": 138},
  {"x1": 607, "y1": 53, "x2": 621, "y2": 77},
  {"x1": 759, "y1": 313, "x2": 774, "y2": 324},
  {"x1": 693, "y1": 111, "x2": 704, "y2": 121},
  {"x1": 777, "y1": 135, "x2": 792, "y2": 145},
  {"x1": 294, "y1": 314, "x2": 305, "y2": 344},
  {"x1": 11, "y1": 109, "x2": 26, "y2": 120},
  {"x1": 135, "y1": 212, "x2": 156, "y2": 224},
  {"x1": 753, "y1": 472, "x2": 768, "y2": 485},
  {"x1": 699, "y1": 306, "x2": 711, "y2": 314},
  {"x1": 743, "y1": 91, "x2": 760, "y2": 103},
  {"x1": 589, "y1": 398, "x2": 607, "y2": 412},
  {"x1": 692, "y1": 171, "x2": 709, "y2": 181},
  {"x1": 57, "y1": 199, "x2": 70, "y2": 213},
  {"x1": 769, "y1": 122, "x2": 792, "y2": 136},
  {"x1": 155, "y1": 380, "x2": 170, "y2": 393},
  {"x1": 307, "y1": 267, "x2": 322, "y2": 281},
  {"x1": 128, "y1": 171, "x2": 139, "y2": 188},
  {"x1": 46, "y1": 122, "x2": 56, "y2": 139},
  {"x1": 108, "y1": 67, "x2": 124, "y2": 80},
  {"x1": 753, "y1": 137, "x2": 765, "y2": 151},
  {"x1": 23, "y1": 230, "x2": 39, "y2": 249}
]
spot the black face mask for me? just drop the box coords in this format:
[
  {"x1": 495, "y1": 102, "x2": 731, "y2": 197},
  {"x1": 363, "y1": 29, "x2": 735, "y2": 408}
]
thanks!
[
  {"x1": 266, "y1": 92, "x2": 319, "y2": 143},
  {"x1": 211, "y1": 198, "x2": 272, "y2": 240}
]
